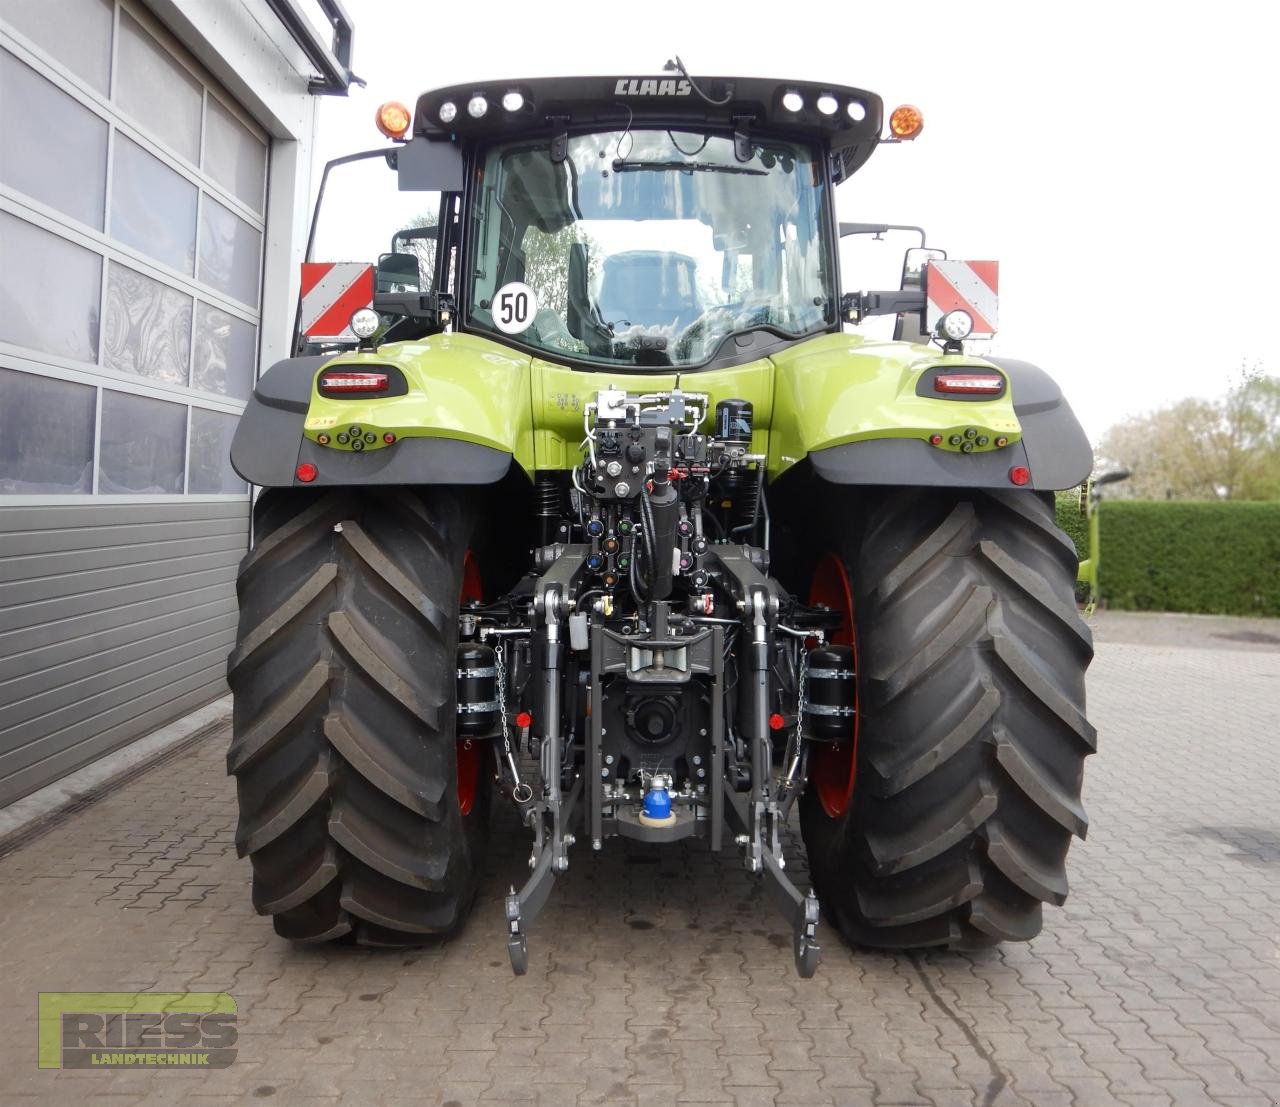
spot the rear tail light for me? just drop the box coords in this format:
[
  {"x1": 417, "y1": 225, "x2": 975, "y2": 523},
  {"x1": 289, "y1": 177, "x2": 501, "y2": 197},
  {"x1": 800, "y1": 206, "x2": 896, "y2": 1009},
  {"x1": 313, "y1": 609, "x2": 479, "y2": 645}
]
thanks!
[
  {"x1": 934, "y1": 373, "x2": 1004, "y2": 395},
  {"x1": 319, "y1": 370, "x2": 389, "y2": 394}
]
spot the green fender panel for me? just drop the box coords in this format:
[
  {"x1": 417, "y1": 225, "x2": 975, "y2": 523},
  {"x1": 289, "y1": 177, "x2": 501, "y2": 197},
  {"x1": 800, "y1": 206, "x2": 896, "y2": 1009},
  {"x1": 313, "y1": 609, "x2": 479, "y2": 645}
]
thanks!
[
  {"x1": 769, "y1": 334, "x2": 1091, "y2": 492},
  {"x1": 231, "y1": 333, "x2": 536, "y2": 488},
  {"x1": 768, "y1": 333, "x2": 1021, "y2": 469}
]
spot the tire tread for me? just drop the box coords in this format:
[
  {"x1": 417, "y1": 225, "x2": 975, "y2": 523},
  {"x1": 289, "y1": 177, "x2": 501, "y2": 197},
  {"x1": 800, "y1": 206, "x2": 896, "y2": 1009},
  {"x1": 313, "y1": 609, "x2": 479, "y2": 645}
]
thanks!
[
  {"x1": 801, "y1": 488, "x2": 1093, "y2": 949},
  {"x1": 227, "y1": 488, "x2": 487, "y2": 945}
]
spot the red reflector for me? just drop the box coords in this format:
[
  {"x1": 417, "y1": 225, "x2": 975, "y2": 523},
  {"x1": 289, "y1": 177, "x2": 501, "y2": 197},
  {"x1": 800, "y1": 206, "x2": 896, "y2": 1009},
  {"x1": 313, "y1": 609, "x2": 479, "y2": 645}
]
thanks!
[
  {"x1": 383, "y1": 432, "x2": 396, "y2": 444},
  {"x1": 928, "y1": 433, "x2": 943, "y2": 446},
  {"x1": 934, "y1": 373, "x2": 1004, "y2": 395},
  {"x1": 295, "y1": 462, "x2": 318, "y2": 483},
  {"x1": 319, "y1": 371, "x2": 388, "y2": 393},
  {"x1": 1009, "y1": 465, "x2": 1031, "y2": 486},
  {"x1": 515, "y1": 711, "x2": 532, "y2": 729},
  {"x1": 769, "y1": 712, "x2": 786, "y2": 731}
]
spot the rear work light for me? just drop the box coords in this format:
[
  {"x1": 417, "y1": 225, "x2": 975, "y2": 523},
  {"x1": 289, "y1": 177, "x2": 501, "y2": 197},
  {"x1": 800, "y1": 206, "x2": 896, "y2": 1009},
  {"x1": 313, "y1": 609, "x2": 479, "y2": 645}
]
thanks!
[
  {"x1": 319, "y1": 370, "x2": 389, "y2": 395},
  {"x1": 933, "y1": 373, "x2": 1004, "y2": 395}
]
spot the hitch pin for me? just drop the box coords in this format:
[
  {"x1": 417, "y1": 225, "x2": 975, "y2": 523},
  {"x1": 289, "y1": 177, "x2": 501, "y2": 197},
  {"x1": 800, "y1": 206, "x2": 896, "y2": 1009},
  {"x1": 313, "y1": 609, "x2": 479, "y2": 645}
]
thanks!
[{"x1": 506, "y1": 745, "x2": 532, "y2": 804}]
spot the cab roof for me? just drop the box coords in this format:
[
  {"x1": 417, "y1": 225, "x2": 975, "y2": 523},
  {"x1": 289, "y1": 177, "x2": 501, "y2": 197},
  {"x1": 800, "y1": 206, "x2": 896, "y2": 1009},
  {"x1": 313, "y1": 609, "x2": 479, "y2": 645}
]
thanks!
[{"x1": 412, "y1": 75, "x2": 884, "y2": 181}]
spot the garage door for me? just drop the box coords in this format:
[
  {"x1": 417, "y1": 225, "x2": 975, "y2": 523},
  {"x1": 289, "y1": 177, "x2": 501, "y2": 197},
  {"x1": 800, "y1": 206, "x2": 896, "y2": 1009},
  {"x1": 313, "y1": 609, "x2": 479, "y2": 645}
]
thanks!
[{"x1": 0, "y1": 0, "x2": 268, "y2": 805}]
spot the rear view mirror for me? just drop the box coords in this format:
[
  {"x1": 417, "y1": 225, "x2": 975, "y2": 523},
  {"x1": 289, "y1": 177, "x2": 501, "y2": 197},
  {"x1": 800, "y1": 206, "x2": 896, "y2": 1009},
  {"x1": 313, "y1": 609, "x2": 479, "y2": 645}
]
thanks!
[
  {"x1": 902, "y1": 247, "x2": 946, "y2": 290},
  {"x1": 376, "y1": 251, "x2": 421, "y2": 294}
]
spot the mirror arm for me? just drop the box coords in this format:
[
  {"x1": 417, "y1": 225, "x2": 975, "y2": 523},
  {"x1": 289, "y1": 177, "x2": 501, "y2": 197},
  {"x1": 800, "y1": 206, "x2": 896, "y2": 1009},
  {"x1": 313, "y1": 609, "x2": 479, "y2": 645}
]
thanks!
[
  {"x1": 839, "y1": 222, "x2": 927, "y2": 246},
  {"x1": 841, "y1": 289, "x2": 926, "y2": 325},
  {"x1": 373, "y1": 290, "x2": 455, "y2": 327}
]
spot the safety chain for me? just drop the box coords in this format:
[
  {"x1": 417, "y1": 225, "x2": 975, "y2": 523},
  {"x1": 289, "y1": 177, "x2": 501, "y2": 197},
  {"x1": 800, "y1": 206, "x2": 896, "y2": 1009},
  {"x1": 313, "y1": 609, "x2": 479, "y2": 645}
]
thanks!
[
  {"x1": 494, "y1": 642, "x2": 532, "y2": 804},
  {"x1": 796, "y1": 643, "x2": 809, "y2": 747},
  {"x1": 495, "y1": 641, "x2": 511, "y2": 745}
]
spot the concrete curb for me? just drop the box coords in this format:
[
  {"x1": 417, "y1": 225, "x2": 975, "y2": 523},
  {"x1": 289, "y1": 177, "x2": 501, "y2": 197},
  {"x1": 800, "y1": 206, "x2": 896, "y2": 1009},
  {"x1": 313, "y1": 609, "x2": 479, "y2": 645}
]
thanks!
[{"x1": 0, "y1": 695, "x2": 232, "y2": 841}]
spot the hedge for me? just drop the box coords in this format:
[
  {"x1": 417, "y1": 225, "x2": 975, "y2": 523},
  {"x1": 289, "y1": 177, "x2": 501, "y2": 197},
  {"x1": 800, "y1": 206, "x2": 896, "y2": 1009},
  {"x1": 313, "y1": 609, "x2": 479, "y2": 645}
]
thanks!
[
  {"x1": 1054, "y1": 488, "x2": 1089, "y2": 561},
  {"x1": 1096, "y1": 500, "x2": 1280, "y2": 616}
]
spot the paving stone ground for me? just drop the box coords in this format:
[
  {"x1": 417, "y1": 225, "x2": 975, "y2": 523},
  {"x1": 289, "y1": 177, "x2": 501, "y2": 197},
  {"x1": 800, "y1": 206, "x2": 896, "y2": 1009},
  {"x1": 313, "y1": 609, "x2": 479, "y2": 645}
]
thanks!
[{"x1": 1, "y1": 612, "x2": 1278, "y2": 1105}]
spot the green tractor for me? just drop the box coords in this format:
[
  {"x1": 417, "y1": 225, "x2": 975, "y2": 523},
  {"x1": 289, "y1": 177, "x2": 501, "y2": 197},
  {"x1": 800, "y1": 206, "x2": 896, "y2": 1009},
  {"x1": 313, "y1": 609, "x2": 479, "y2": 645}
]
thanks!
[{"x1": 228, "y1": 71, "x2": 1095, "y2": 975}]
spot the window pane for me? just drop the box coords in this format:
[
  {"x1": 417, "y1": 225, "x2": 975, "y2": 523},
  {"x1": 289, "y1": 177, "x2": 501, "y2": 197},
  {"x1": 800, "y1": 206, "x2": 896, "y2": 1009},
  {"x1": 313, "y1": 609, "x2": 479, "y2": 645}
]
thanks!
[
  {"x1": 188, "y1": 408, "x2": 245, "y2": 493},
  {"x1": 103, "y1": 263, "x2": 192, "y2": 384},
  {"x1": 0, "y1": 0, "x2": 112, "y2": 92},
  {"x1": 98, "y1": 390, "x2": 186, "y2": 494},
  {"x1": 0, "y1": 367, "x2": 94, "y2": 493},
  {"x1": 111, "y1": 136, "x2": 197, "y2": 274},
  {"x1": 204, "y1": 96, "x2": 266, "y2": 213},
  {"x1": 0, "y1": 210, "x2": 101, "y2": 361},
  {"x1": 193, "y1": 303, "x2": 255, "y2": 399},
  {"x1": 0, "y1": 49, "x2": 108, "y2": 228},
  {"x1": 199, "y1": 196, "x2": 260, "y2": 305},
  {"x1": 115, "y1": 11, "x2": 203, "y2": 164}
]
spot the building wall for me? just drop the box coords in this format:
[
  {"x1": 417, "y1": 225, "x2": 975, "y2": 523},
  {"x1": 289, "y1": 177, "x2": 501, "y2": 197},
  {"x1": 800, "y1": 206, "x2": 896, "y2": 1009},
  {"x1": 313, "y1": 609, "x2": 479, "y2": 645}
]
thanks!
[{"x1": 0, "y1": 0, "x2": 319, "y2": 806}]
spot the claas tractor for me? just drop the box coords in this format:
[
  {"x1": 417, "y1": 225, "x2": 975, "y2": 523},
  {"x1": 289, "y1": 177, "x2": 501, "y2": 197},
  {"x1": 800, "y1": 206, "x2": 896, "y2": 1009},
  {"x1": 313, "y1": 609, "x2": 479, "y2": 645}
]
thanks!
[{"x1": 227, "y1": 69, "x2": 1095, "y2": 976}]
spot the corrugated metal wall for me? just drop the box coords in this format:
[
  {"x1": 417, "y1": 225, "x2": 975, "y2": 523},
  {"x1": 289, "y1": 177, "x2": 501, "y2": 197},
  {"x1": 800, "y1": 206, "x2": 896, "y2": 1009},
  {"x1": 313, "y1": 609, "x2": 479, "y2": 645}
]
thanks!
[
  {"x1": 0, "y1": 500, "x2": 245, "y2": 802},
  {"x1": 0, "y1": 0, "x2": 308, "y2": 809}
]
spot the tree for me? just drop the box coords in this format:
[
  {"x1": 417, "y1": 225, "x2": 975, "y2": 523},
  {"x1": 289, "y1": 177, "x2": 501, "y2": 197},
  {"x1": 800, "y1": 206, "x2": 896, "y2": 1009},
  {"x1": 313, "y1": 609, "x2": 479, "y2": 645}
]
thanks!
[
  {"x1": 397, "y1": 210, "x2": 439, "y2": 288},
  {"x1": 519, "y1": 224, "x2": 599, "y2": 320},
  {"x1": 1095, "y1": 365, "x2": 1280, "y2": 500}
]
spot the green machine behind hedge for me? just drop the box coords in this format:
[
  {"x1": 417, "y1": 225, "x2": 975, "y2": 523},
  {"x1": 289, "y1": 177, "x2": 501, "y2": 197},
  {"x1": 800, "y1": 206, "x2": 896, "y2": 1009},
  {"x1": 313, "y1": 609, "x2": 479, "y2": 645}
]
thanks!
[{"x1": 228, "y1": 70, "x2": 1097, "y2": 975}]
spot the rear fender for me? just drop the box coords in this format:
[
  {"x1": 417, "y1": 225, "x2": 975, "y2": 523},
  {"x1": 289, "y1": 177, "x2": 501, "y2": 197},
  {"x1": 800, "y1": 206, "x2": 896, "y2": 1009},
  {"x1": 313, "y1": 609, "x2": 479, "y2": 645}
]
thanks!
[
  {"x1": 230, "y1": 333, "x2": 535, "y2": 488},
  {"x1": 770, "y1": 334, "x2": 1091, "y2": 492}
]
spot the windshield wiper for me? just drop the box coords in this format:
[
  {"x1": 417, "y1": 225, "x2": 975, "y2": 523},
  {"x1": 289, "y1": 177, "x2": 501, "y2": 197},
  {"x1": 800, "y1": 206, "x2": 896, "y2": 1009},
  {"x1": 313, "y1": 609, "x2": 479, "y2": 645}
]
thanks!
[{"x1": 611, "y1": 159, "x2": 767, "y2": 176}]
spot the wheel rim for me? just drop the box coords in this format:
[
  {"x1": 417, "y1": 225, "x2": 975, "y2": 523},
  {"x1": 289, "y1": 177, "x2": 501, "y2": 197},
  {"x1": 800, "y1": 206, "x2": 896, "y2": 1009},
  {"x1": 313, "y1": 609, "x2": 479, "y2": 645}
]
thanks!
[
  {"x1": 457, "y1": 551, "x2": 483, "y2": 817},
  {"x1": 807, "y1": 553, "x2": 859, "y2": 818}
]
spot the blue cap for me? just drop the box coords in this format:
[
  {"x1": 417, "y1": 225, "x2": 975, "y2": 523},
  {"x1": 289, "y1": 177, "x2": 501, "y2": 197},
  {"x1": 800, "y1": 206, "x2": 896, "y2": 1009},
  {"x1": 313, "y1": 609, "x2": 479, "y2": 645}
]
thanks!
[{"x1": 642, "y1": 785, "x2": 672, "y2": 821}]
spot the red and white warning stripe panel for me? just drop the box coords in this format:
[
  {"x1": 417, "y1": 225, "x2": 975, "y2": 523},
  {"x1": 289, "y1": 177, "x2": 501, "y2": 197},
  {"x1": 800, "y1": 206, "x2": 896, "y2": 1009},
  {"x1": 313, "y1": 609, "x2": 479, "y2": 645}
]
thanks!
[
  {"x1": 300, "y1": 262, "x2": 374, "y2": 341},
  {"x1": 925, "y1": 260, "x2": 998, "y2": 338}
]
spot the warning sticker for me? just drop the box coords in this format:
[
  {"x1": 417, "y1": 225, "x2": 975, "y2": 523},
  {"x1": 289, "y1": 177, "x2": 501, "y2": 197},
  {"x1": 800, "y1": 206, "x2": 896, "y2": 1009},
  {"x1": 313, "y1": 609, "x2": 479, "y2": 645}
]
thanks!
[
  {"x1": 492, "y1": 282, "x2": 537, "y2": 335},
  {"x1": 925, "y1": 260, "x2": 998, "y2": 337}
]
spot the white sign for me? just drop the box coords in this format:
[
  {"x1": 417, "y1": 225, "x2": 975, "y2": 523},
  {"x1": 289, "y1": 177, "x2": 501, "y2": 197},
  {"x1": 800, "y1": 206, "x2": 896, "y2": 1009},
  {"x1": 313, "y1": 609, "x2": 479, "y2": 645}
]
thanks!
[{"x1": 492, "y1": 282, "x2": 537, "y2": 334}]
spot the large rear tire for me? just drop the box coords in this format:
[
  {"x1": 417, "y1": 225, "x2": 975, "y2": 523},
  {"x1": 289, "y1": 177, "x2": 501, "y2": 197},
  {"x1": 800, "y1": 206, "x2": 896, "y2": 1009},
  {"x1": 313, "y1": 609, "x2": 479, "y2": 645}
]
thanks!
[
  {"x1": 800, "y1": 488, "x2": 1094, "y2": 948},
  {"x1": 226, "y1": 488, "x2": 490, "y2": 946}
]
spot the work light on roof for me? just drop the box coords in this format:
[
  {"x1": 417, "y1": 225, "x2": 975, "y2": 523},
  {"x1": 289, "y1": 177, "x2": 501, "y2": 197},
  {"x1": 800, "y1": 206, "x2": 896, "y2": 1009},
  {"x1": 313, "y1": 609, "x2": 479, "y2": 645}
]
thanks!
[
  {"x1": 467, "y1": 94, "x2": 488, "y2": 119},
  {"x1": 502, "y1": 90, "x2": 524, "y2": 112},
  {"x1": 816, "y1": 94, "x2": 838, "y2": 116},
  {"x1": 438, "y1": 100, "x2": 457, "y2": 124},
  {"x1": 781, "y1": 90, "x2": 804, "y2": 112},
  {"x1": 847, "y1": 99, "x2": 867, "y2": 121}
]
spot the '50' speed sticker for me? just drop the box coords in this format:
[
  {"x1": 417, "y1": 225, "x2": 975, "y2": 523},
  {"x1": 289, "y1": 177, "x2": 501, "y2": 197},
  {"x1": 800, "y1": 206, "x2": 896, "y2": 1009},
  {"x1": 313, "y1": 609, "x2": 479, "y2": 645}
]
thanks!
[{"x1": 492, "y1": 282, "x2": 537, "y2": 334}]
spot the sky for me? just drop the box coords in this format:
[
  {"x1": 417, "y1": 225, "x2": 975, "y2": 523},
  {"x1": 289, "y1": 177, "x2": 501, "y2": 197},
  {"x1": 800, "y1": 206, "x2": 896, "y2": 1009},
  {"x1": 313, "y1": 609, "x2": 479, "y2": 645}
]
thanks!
[{"x1": 307, "y1": 0, "x2": 1279, "y2": 442}]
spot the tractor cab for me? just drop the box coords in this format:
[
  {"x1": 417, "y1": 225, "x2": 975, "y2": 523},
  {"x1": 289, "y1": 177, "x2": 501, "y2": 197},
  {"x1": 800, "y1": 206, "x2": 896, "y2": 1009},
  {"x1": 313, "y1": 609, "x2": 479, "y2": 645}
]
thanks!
[{"x1": 297, "y1": 74, "x2": 950, "y2": 363}]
